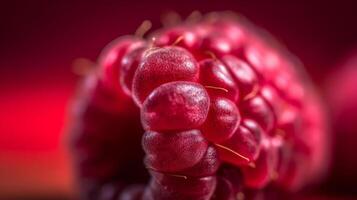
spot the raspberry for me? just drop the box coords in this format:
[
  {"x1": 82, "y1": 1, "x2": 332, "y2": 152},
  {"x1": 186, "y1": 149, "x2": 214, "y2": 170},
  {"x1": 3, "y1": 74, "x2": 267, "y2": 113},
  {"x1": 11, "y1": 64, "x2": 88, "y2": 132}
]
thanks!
[
  {"x1": 142, "y1": 129, "x2": 208, "y2": 172},
  {"x1": 132, "y1": 46, "x2": 200, "y2": 105},
  {"x1": 120, "y1": 45, "x2": 148, "y2": 95},
  {"x1": 68, "y1": 75, "x2": 147, "y2": 200},
  {"x1": 201, "y1": 35, "x2": 233, "y2": 57},
  {"x1": 241, "y1": 96, "x2": 275, "y2": 133},
  {"x1": 153, "y1": 171, "x2": 216, "y2": 195},
  {"x1": 144, "y1": 175, "x2": 216, "y2": 200},
  {"x1": 153, "y1": 26, "x2": 200, "y2": 50},
  {"x1": 221, "y1": 55, "x2": 258, "y2": 98},
  {"x1": 212, "y1": 177, "x2": 236, "y2": 200},
  {"x1": 201, "y1": 96, "x2": 240, "y2": 143},
  {"x1": 199, "y1": 59, "x2": 239, "y2": 101},
  {"x1": 98, "y1": 36, "x2": 146, "y2": 98},
  {"x1": 141, "y1": 81, "x2": 210, "y2": 131},
  {"x1": 69, "y1": 12, "x2": 329, "y2": 199},
  {"x1": 179, "y1": 146, "x2": 221, "y2": 177},
  {"x1": 212, "y1": 165, "x2": 247, "y2": 200},
  {"x1": 216, "y1": 124, "x2": 260, "y2": 166},
  {"x1": 241, "y1": 136, "x2": 279, "y2": 189},
  {"x1": 325, "y1": 50, "x2": 357, "y2": 193}
]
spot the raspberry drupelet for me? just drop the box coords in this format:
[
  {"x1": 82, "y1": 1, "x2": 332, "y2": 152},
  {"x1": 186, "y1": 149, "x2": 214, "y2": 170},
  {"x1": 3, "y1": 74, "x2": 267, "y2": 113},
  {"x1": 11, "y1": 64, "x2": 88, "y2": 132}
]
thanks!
[{"x1": 69, "y1": 12, "x2": 329, "y2": 200}]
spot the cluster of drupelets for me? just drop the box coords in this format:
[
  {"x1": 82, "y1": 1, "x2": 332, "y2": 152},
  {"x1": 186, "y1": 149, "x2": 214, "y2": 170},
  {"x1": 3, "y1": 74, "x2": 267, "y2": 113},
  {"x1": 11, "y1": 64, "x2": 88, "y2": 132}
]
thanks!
[{"x1": 69, "y1": 12, "x2": 328, "y2": 200}]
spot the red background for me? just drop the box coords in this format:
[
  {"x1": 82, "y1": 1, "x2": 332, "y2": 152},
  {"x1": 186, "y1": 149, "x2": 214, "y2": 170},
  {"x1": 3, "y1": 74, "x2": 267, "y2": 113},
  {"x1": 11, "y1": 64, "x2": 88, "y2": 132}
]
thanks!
[{"x1": 1, "y1": 1, "x2": 356, "y2": 199}]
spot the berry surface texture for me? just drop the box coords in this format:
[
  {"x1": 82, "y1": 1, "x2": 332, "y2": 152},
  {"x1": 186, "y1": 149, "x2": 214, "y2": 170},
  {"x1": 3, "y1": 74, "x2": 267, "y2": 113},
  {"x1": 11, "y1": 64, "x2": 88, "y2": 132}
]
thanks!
[{"x1": 69, "y1": 12, "x2": 329, "y2": 200}]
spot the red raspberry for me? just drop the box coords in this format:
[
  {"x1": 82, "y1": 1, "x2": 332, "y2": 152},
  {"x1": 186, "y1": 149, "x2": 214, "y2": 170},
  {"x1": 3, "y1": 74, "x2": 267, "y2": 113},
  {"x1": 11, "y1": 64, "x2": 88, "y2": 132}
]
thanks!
[
  {"x1": 241, "y1": 96, "x2": 275, "y2": 133},
  {"x1": 132, "y1": 46, "x2": 200, "y2": 105},
  {"x1": 141, "y1": 81, "x2": 210, "y2": 131},
  {"x1": 201, "y1": 96, "x2": 240, "y2": 143},
  {"x1": 212, "y1": 165, "x2": 244, "y2": 200},
  {"x1": 201, "y1": 35, "x2": 233, "y2": 57},
  {"x1": 98, "y1": 36, "x2": 146, "y2": 98},
  {"x1": 221, "y1": 55, "x2": 258, "y2": 98},
  {"x1": 68, "y1": 74, "x2": 147, "y2": 200},
  {"x1": 216, "y1": 122, "x2": 261, "y2": 167},
  {"x1": 199, "y1": 59, "x2": 239, "y2": 101},
  {"x1": 325, "y1": 49, "x2": 357, "y2": 193},
  {"x1": 120, "y1": 45, "x2": 148, "y2": 95},
  {"x1": 69, "y1": 12, "x2": 329, "y2": 199},
  {"x1": 241, "y1": 135, "x2": 279, "y2": 189},
  {"x1": 179, "y1": 146, "x2": 221, "y2": 177},
  {"x1": 142, "y1": 129, "x2": 208, "y2": 172},
  {"x1": 153, "y1": 26, "x2": 200, "y2": 50}
]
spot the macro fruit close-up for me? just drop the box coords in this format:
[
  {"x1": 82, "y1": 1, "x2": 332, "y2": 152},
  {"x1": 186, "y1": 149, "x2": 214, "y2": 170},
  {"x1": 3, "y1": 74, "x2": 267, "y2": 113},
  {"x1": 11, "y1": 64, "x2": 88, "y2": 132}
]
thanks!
[
  {"x1": 68, "y1": 12, "x2": 329, "y2": 200},
  {"x1": 3, "y1": 2, "x2": 357, "y2": 200}
]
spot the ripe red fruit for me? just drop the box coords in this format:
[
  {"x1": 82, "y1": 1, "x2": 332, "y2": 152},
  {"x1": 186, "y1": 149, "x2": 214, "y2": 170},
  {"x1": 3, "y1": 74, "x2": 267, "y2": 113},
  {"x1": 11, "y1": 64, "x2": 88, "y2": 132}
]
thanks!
[
  {"x1": 241, "y1": 96, "x2": 275, "y2": 133},
  {"x1": 68, "y1": 74, "x2": 147, "y2": 200},
  {"x1": 222, "y1": 55, "x2": 258, "y2": 99},
  {"x1": 141, "y1": 81, "x2": 210, "y2": 131},
  {"x1": 201, "y1": 35, "x2": 233, "y2": 57},
  {"x1": 149, "y1": 171, "x2": 217, "y2": 199},
  {"x1": 179, "y1": 146, "x2": 221, "y2": 177},
  {"x1": 199, "y1": 59, "x2": 239, "y2": 101},
  {"x1": 201, "y1": 97, "x2": 240, "y2": 143},
  {"x1": 142, "y1": 129, "x2": 208, "y2": 172},
  {"x1": 241, "y1": 118, "x2": 263, "y2": 143},
  {"x1": 241, "y1": 136, "x2": 279, "y2": 189},
  {"x1": 152, "y1": 26, "x2": 200, "y2": 50},
  {"x1": 120, "y1": 45, "x2": 148, "y2": 95},
  {"x1": 324, "y1": 49, "x2": 357, "y2": 193},
  {"x1": 211, "y1": 177, "x2": 236, "y2": 200},
  {"x1": 132, "y1": 46, "x2": 200, "y2": 105},
  {"x1": 69, "y1": 12, "x2": 329, "y2": 200},
  {"x1": 98, "y1": 36, "x2": 146, "y2": 97},
  {"x1": 274, "y1": 142, "x2": 307, "y2": 191},
  {"x1": 216, "y1": 125, "x2": 261, "y2": 167},
  {"x1": 214, "y1": 20, "x2": 246, "y2": 50},
  {"x1": 212, "y1": 165, "x2": 244, "y2": 200}
]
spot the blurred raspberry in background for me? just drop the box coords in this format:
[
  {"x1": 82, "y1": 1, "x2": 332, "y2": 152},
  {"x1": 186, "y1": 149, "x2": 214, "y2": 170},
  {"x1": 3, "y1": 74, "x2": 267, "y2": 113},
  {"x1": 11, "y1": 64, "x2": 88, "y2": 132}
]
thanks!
[
  {"x1": 324, "y1": 49, "x2": 357, "y2": 194},
  {"x1": 0, "y1": 1, "x2": 356, "y2": 199}
]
